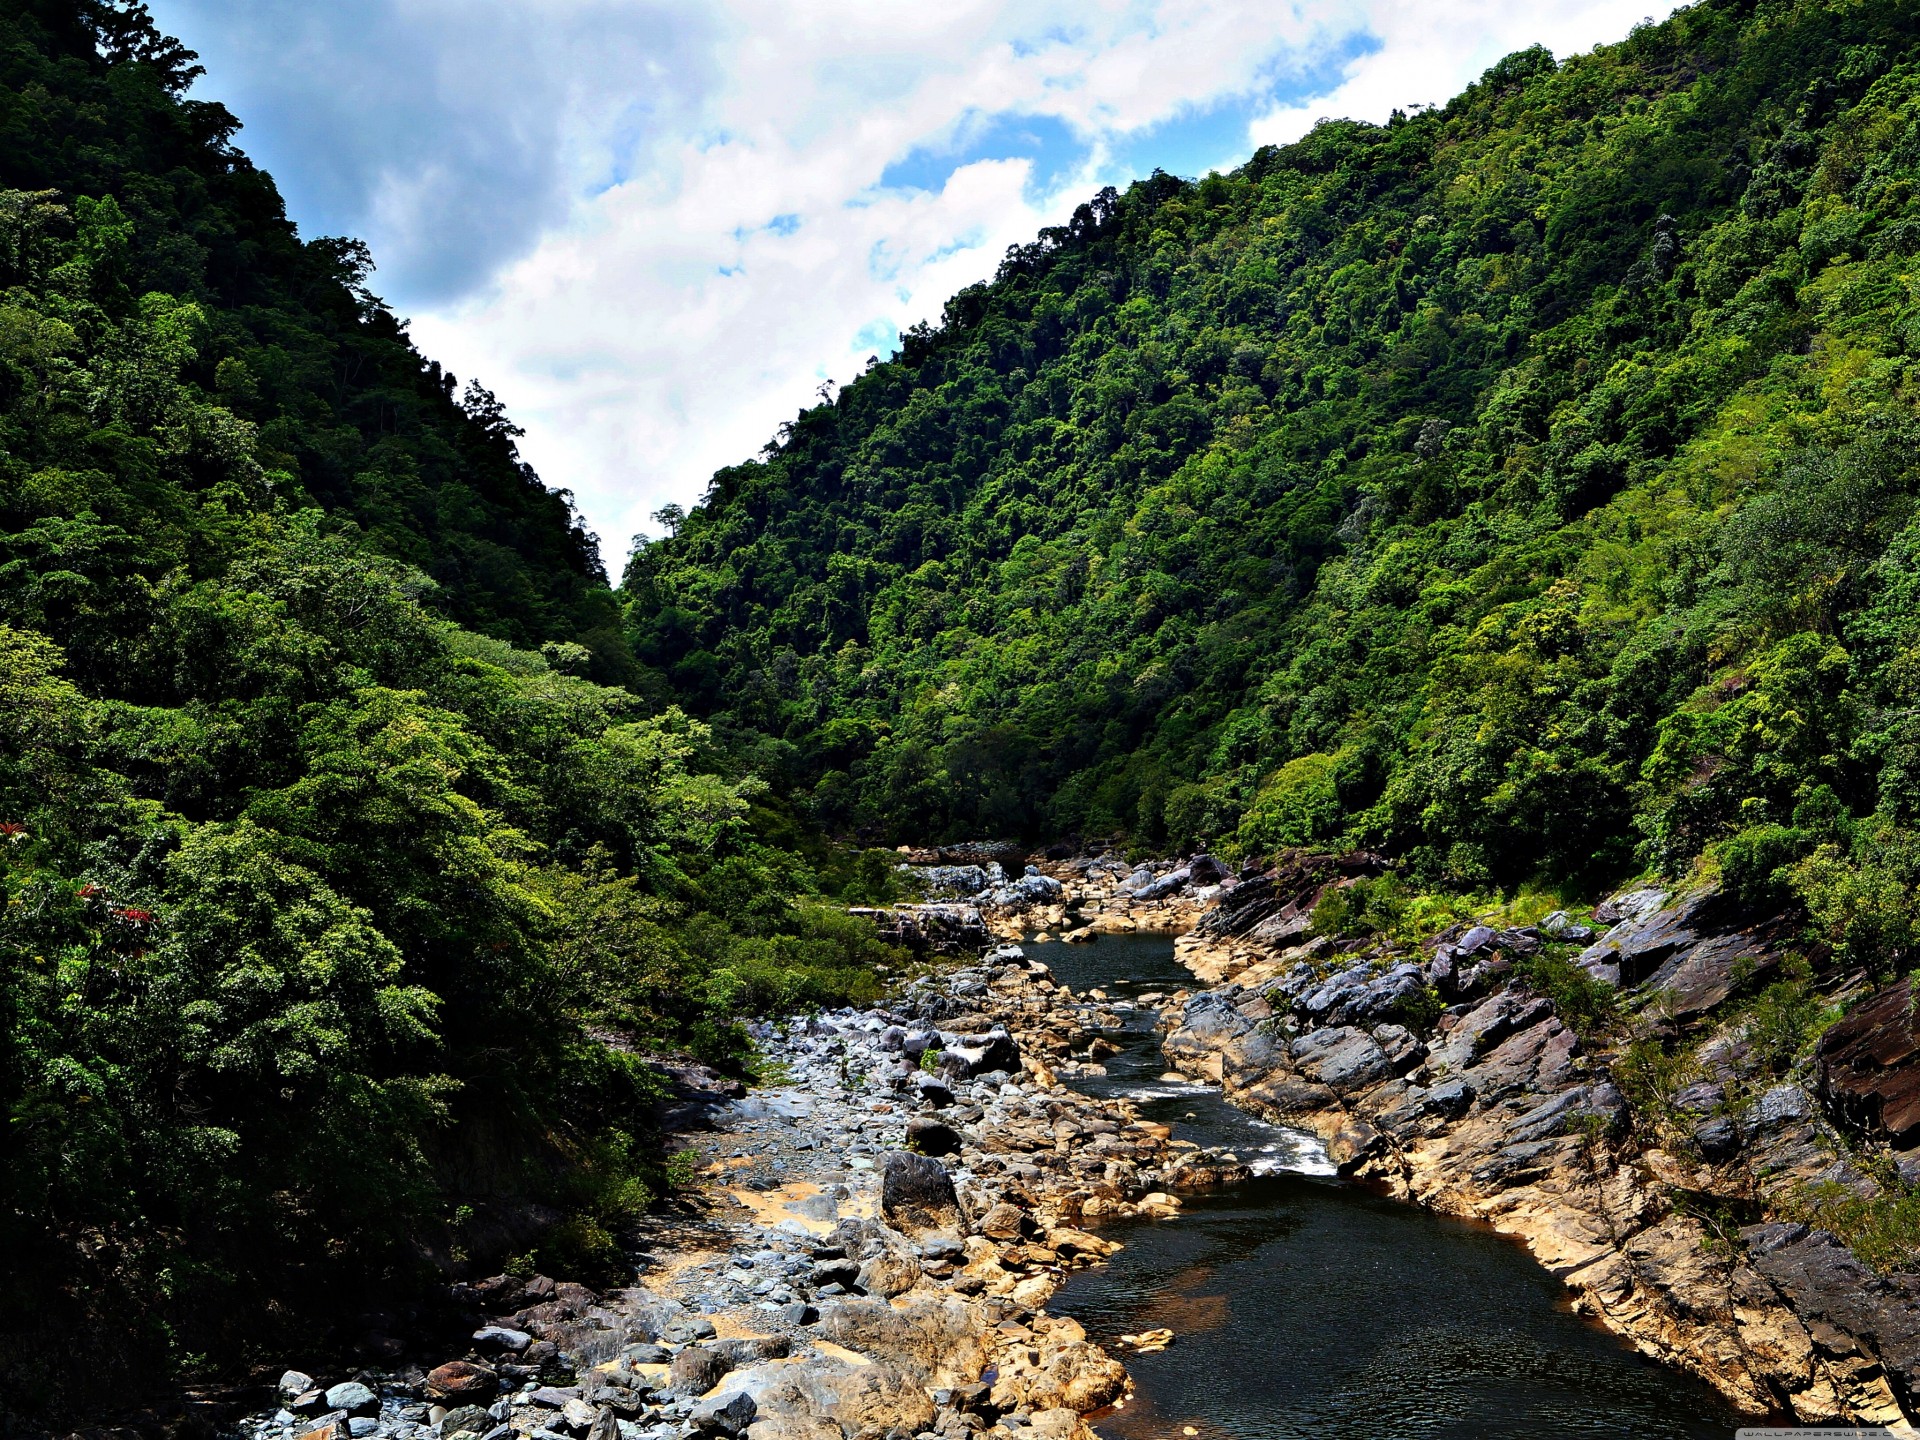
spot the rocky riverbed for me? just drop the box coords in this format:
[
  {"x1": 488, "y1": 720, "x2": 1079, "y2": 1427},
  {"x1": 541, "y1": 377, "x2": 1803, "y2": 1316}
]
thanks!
[
  {"x1": 230, "y1": 947, "x2": 1250, "y2": 1440},
  {"x1": 224, "y1": 843, "x2": 1920, "y2": 1440}
]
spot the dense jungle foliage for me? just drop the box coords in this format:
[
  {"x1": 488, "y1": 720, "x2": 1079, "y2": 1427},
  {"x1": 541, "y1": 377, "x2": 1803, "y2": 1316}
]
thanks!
[
  {"x1": 632, "y1": 0, "x2": 1920, "y2": 966},
  {"x1": 0, "y1": 2, "x2": 894, "y2": 1424}
]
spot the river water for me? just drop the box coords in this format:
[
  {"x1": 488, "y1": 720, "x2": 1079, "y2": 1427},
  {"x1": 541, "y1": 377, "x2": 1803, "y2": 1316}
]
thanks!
[{"x1": 1023, "y1": 933, "x2": 1746, "y2": 1440}]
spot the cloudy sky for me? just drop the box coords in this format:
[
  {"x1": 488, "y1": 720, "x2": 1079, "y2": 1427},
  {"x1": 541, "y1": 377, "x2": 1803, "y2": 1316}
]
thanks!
[{"x1": 148, "y1": 0, "x2": 1680, "y2": 563}]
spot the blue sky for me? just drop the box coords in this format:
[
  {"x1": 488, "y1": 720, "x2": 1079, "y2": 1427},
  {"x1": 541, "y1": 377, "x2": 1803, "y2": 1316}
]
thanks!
[{"x1": 147, "y1": 0, "x2": 1679, "y2": 556}]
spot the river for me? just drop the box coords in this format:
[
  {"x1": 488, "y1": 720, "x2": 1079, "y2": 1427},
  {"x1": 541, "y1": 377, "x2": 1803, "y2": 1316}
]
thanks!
[{"x1": 1024, "y1": 933, "x2": 1747, "y2": 1440}]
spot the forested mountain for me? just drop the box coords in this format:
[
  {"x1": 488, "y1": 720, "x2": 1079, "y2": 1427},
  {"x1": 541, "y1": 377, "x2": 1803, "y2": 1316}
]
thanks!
[
  {"x1": 0, "y1": 2, "x2": 891, "y2": 1423},
  {"x1": 0, "y1": 0, "x2": 633, "y2": 669},
  {"x1": 631, "y1": 0, "x2": 1920, "y2": 935}
]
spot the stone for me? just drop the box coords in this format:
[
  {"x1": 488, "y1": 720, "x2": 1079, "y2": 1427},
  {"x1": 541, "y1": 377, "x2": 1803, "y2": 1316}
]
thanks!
[
  {"x1": 668, "y1": 1346, "x2": 732, "y2": 1396},
  {"x1": 940, "y1": 1029, "x2": 1020, "y2": 1076},
  {"x1": 347, "y1": 1421, "x2": 380, "y2": 1439},
  {"x1": 1457, "y1": 925, "x2": 1496, "y2": 954},
  {"x1": 855, "y1": 1250, "x2": 922, "y2": 1299},
  {"x1": 280, "y1": 1371, "x2": 317, "y2": 1402},
  {"x1": 689, "y1": 1392, "x2": 757, "y2": 1437},
  {"x1": 914, "y1": 1074, "x2": 955, "y2": 1108},
  {"x1": 661, "y1": 1318, "x2": 718, "y2": 1345},
  {"x1": 326, "y1": 1383, "x2": 380, "y2": 1418},
  {"x1": 439, "y1": 1407, "x2": 492, "y2": 1436},
  {"x1": 881, "y1": 1150, "x2": 963, "y2": 1230},
  {"x1": 811, "y1": 1257, "x2": 859, "y2": 1288},
  {"x1": 1692, "y1": 1115, "x2": 1740, "y2": 1161},
  {"x1": 979, "y1": 1202, "x2": 1028, "y2": 1241},
  {"x1": 427, "y1": 1362, "x2": 498, "y2": 1403},
  {"x1": 1131, "y1": 868, "x2": 1191, "y2": 902},
  {"x1": 905, "y1": 1116, "x2": 962, "y2": 1157},
  {"x1": 774, "y1": 1302, "x2": 817, "y2": 1326},
  {"x1": 711, "y1": 1336, "x2": 791, "y2": 1366},
  {"x1": 472, "y1": 1326, "x2": 532, "y2": 1354}
]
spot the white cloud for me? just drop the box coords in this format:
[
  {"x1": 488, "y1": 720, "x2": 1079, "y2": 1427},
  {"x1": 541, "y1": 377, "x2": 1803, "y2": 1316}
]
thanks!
[
  {"x1": 1250, "y1": 0, "x2": 1681, "y2": 145},
  {"x1": 155, "y1": 0, "x2": 1685, "y2": 565}
]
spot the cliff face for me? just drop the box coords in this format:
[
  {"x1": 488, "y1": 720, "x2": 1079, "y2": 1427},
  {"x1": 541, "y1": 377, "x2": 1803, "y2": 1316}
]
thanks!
[{"x1": 1162, "y1": 876, "x2": 1920, "y2": 1432}]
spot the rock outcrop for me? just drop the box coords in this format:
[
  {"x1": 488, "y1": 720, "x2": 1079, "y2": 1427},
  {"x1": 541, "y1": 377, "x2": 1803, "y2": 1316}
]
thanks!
[{"x1": 1161, "y1": 877, "x2": 1919, "y2": 1432}]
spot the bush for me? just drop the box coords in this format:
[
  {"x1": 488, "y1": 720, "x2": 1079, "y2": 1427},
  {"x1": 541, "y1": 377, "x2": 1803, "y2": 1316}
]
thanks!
[{"x1": 1513, "y1": 951, "x2": 1621, "y2": 1040}]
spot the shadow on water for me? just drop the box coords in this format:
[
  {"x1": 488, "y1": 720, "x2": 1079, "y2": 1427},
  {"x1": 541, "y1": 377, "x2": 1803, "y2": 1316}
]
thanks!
[{"x1": 1024, "y1": 933, "x2": 1746, "y2": 1440}]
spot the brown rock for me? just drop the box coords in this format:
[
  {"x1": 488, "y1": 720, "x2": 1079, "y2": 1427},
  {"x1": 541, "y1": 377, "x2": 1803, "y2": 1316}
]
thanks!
[
  {"x1": 979, "y1": 1203, "x2": 1029, "y2": 1241},
  {"x1": 1819, "y1": 980, "x2": 1920, "y2": 1144},
  {"x1": 426, "y1": 1361, "x2": 497, "y2": 1402}
]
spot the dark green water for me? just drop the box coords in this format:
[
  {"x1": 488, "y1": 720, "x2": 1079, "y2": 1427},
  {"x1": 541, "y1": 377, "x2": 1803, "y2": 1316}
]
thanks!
[{"x1": 1025, "y1": 934, "x2": 1749, "y2": 1440}]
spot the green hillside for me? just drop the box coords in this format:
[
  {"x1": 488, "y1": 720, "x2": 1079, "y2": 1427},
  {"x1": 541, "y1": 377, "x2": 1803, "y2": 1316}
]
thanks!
[
  {"x1": 630, "y1": 0, "x2": 1920, "y2": 928},
  {"x1": 0, "y1": 2, "x2": 892, "y2": 1423},
  {"x1": 0, "y1": 0, "x2": 635, "y2": 670}
]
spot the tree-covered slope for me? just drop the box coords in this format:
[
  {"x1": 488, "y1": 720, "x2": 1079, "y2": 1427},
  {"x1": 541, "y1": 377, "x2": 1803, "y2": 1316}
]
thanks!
[
  {"x1": 0, "y1": 0, "x2": 637, "y2": 672},
  {"x1": 630, "y1": 0, "x2": 1920, "y2": 918},
  {"x1": 0, "y1": 3, "x2": 895, "y2": 1425}
]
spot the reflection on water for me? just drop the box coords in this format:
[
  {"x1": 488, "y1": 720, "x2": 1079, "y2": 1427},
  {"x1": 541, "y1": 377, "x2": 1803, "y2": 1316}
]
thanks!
[{"x1": 1024, "y1": 933, "x2": 1745, "y2": 1440}]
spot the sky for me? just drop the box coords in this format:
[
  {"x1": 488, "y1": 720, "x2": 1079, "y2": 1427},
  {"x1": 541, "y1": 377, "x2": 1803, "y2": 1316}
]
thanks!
[{"x1": 147, "y1": 0, "x2": 1682, "y2": 565}]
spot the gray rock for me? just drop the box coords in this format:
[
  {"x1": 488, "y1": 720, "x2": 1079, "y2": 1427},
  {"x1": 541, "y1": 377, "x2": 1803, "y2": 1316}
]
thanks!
[
  {"x1": 1425, "y1": 1075, "x2": 1476, "y2": 1118},
  {"x1": 1749, "y1": 1083, "x2": 1813, "y2": 1130},
  {"x1": 774, "y1": 1301, "x2": 817, "y2": 1326},
  {"x1": 327, "y1": 1384, "x2": 380, "y2": 1418},
  {"x1": 1692, "y1": 1115, "x2": 1740, "y2": 1161},
  {"x1": 938, "y1": 1028, "x2": 1019, "y2": 1076},
  {"x1": 914, "y1": 1073, "x2": 954, "y2": 1108},
  {"x1": 985, "y1": 874, "x2": 1064, "y2": 908},
  {"x1": 348, "y1": 1420, "x2": 382, "y2": 1438},
  {"x1": 1671, "y1": 1081, "x2": 1725, "y2": 1115},
  {"x1": 1290, "y1": 1026, "x2": 1395, "y2": 1092},
  {"x1": 1457, "y1": 925, "x2": 1495, "y2": 954},
  {"x1": 280, "y1": 1372, "x2": 317, "y2": 1403},
  {"x1": 660, "y1": 1318, "x2": 717, "y2": 1345},
  {"x1": 472, "y1": 1326, "x2": 532, "y2": 1354},
  {"x1": 1132, "y1": 867, "x2": 1192, "y2": 902},
  {"x1": 688, "y1": 1392, "x2": 756, "y2": 1437}
]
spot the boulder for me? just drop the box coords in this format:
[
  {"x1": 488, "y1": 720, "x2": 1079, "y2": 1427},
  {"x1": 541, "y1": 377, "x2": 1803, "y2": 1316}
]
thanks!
[
  {"x1": 854, "y1": 1249, "x2": 922, "y2": 1298},
  {"x1": 1131, "y1": 868, "x2": 1191, "y2": 902},
  {"x1": 472, "y1": 1325, "x2": 531, "y2": 1354},
  {"x1": 880, "y1": 1150, "x2": 962, "y2": 1231},
  {"x1": 939, "y1": 1028, "x2": 1020, "y2": 1076},
  {"x1": 324, "y1": 1382, "x2": 379, "y2": 1418},
  {"x1": 438, "y1": 1406, "x2": 492, "y2": 1437},
  {"x1": 913, "y1": 1073, "x2": 954, "y2": 1108},
  {"x1": 430, "y1": 1367, "x2": 503, "y2": 1405},
  {"x1": 816, "y1": 1296, "x2": 987, "y2": 1386},
  {"x1": 278, "y1": 1371, "x2": 316, "y2": 1403},
  {"x1": 669, "y1": 1345, "x2": 733, "y2": 1396},
  {"x1": 979, "y1": 1202, "x2": 1029, "y2": 1240},
  {"x1": 690, "y1": 1392, "x2": 758, "y2": 1437},
  {"x1": 905, "y1": 1116, "x2": 961, "y2": 1157}
]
